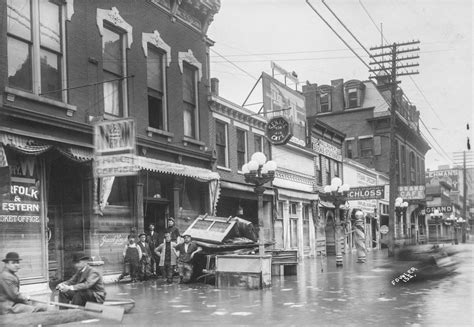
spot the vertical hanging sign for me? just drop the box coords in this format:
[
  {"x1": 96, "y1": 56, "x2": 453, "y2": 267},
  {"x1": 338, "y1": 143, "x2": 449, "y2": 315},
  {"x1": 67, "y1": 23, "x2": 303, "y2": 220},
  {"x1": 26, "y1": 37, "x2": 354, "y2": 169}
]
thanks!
[{"x1": 93, "y1": 118, "x2": 139, "y2": 178}]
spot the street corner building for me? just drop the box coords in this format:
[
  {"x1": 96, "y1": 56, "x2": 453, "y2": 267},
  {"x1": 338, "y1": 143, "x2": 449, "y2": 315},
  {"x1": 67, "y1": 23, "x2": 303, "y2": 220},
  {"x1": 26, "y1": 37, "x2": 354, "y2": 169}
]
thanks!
[{"x1": 0, "y1": 0, "x2": 221, "y2": 292}]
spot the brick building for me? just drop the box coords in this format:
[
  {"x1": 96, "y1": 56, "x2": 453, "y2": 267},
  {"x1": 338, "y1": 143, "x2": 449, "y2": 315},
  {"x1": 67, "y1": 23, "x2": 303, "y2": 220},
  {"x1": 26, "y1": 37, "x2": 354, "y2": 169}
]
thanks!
[
  {"x1": 303, "y1": 77, "x2": 430, "y2": 245},
  {"x1": 0, "y1": 0, "x2": 220, "y2": 290}
]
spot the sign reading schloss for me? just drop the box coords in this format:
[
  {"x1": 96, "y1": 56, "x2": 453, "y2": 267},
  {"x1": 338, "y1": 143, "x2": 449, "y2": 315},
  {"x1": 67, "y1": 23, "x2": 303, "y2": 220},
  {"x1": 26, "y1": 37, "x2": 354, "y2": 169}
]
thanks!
[
  {"x1": 94, "y1": 119, "x2": 138, "y2": 178},
  {"x1": 347, "y1": 186, "x2": 384, "y2": 200},
  {"x1": 398, "y1": 185, "x2": 425, "y2": 200},
  {"x1": 425, "y1": 206, "x2": 454, "y2": 214}
]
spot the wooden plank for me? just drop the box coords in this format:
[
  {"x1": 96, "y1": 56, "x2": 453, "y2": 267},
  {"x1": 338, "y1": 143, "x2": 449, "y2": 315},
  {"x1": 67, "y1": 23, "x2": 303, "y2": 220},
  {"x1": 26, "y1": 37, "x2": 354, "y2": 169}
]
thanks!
[{"x1": 0, "y1": 309, "x2": 97, "y2": 326}]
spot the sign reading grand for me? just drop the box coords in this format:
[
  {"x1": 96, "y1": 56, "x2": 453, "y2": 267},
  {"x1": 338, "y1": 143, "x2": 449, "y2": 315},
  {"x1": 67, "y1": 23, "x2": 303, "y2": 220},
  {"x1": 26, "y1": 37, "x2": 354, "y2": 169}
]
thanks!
[
  {"x1": 425, "y1": 206, "x2": 454, "y2": 214},
  {"x1": 398, "y1": 185, "x2": 425, "y2": 200},
  {"x1": 94, "y1": 119, "x2": 139, "y2": 178},
  {"x1": 265, "y1": 116, "x2": 293, "y2": 145},
  {"x1": 311, "y1": 137, "x2": 342, "y2": 161},
  {"x1": 347, "y1": 186, "x2": 385, "y2": 200}
]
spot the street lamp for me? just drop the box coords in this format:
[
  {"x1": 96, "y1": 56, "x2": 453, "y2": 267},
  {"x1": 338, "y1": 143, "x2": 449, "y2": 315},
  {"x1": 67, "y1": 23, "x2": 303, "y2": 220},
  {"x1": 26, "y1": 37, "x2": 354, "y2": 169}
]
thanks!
[
  {"x1": 431, "y1": 209, "x2": 443, "y2": 244},
  {"x1": 456, "y1": 217, "x2": 466, "y2": 243},
  {"x1": 242, "y1": 152, "x2": 278, "y2": 255},
  {"x1": 319, "y1": 177, "x2": 350, "y2": 267},
  {"x1": 445, "y1": 214, "x2": 458, "y2": 244},
  {"x1": 395, "y1": 197, "x2": 408, "y2": 239}
]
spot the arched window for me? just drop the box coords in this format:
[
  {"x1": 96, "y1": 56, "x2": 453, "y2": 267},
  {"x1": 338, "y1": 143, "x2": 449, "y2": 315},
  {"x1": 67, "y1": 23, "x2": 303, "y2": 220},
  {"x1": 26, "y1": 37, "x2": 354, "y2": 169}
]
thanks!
[{"x1": 409, "y1": 151, "x2": 416, "y2": 185}]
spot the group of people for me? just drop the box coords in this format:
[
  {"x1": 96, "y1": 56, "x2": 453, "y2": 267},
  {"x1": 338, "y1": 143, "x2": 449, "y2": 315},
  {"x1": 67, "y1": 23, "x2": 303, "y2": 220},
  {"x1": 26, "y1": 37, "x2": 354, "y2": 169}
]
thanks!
[
  {"x1": 0, "y1": 218, "x2": 203, "y2": 316},
  {"x1": 0, "y1": 252, "x2": 105, "y2": 315},
  {"x1": 119, "y1": 218, "x2": 202, "y2": 284}
]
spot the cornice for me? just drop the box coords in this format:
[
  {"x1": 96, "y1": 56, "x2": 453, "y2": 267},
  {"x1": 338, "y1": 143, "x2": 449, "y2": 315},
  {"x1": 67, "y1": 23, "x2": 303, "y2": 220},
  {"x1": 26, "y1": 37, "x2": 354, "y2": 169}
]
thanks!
[
  {"x1": 137, "y1": 136, "x2": 213, "y2": 163},
  {"x1": 209, "y1": 99, "x2": 267, "y2": 130}
]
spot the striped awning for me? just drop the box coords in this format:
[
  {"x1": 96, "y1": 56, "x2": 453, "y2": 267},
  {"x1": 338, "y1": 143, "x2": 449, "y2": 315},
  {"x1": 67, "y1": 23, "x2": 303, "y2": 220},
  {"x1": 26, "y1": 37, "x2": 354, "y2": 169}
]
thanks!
[{"x1": 137, "y1": 156, "x2": 219, "y2": 181}]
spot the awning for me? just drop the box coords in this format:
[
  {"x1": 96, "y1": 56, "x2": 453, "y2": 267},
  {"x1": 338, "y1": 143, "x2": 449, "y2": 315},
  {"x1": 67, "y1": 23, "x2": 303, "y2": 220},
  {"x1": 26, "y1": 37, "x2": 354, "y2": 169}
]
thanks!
[
  {"x1": 276, "y1": 187, "x2": 318, "y2": 201},
  {"x1": 220, "y1": 181, "x2": 274, "y2": 196},
  {"x1": 319, "y1": 200, "x2": 335, "y2": 208},
  {"x1": 137, "y1": 156, "x2": 219, "y2": 181}
]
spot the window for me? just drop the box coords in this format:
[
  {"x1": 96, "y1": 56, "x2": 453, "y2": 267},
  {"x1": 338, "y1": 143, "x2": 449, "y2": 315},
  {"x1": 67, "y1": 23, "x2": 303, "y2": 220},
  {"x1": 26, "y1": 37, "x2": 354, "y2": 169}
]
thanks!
[
  {"x1": 400, "y1": 145, "x2": 407, "y2": 185},
  {"x1": 303, "y1": 204, "x2": 311, "y2": 248},
  {"x1": 320, "y1": 92, "x2": 330, "y2": 112},
  {"x1": 346, "y1": 140, "x2": 354, "y2": 158},
  {"x1": 215, "y1": 120, "x2": 228, "y2": 168},
  {"x1": 236, "y1": 129, "x2": 247, "y2": 171},
  {"x1": 254, "y1": 134, "x2": 263, "y2": 153},
  {"x1": 334, "y1": 161, "x2": 340, "y2": 177},
  {"x1": 290, "y1": 202, "x2": 298, "y2": 216},
  {"x1": 102, "y1": 26, "x2": 125, "y2": 116},
  {"x1": 409, "y1": 152, "x2": 416, "y2": 185},
  {"x1": 147, "y1": 45, "x2": 167, "y2": 130},
  {"x1": 7, "y1": 0, "x2": 65, "y2": 100},
  {"x1": 316, "y1": 155, "x2": 322, "y2": 185},
  {"x1": 416, "y1": 156, "x2": 420, "y2": 184},
  {"x1": 347, "y1": 88, "x2": 358, "y2": 108},
  {"x1": 359, "y1": 138, "x2": 373, "y2": 157},
  {"x1": 325, "y1": 157, "x2": 331, "y2": 185},
  {"x1": 183, "y1": 62, "x2": 198, "y2": 138}
]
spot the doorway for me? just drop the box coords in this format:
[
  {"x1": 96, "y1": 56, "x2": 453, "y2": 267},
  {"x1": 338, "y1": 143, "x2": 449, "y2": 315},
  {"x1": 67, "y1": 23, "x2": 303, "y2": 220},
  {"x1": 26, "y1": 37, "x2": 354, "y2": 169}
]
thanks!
[{"x1": 144, "y1": 200, "x2": 169, "y2": 244}]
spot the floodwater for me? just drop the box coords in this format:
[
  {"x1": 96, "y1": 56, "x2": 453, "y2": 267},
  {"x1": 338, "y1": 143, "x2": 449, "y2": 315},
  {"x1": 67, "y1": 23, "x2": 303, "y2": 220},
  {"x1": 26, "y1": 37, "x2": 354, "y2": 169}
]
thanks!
[{"x1": 72, "y1": 244, "x2": 473, "y2": 326}]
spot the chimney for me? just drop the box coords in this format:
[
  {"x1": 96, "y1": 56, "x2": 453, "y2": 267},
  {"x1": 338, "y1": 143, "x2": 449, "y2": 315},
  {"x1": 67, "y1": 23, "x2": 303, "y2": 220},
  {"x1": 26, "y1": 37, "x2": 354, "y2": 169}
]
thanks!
[
  {"x1": 303, "y1": 83, "x2": 318, "y2": 117},
  {"x1": 331, "y1": 79, "x2": 344, "y2": 111},
  {"x1": 211, "y1": 77, "x2": 219, "y2": 96}
]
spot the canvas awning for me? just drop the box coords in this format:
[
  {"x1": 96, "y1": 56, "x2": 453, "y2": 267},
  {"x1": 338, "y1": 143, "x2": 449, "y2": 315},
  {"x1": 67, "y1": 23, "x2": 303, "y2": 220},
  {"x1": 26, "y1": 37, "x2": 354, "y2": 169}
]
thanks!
[{"x1": 137, "y1": 156, "x2": 219, "y2": 181}]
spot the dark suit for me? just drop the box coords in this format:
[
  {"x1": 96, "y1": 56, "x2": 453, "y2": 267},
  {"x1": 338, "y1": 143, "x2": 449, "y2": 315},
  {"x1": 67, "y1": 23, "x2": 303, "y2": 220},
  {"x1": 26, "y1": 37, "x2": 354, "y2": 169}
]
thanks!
[
  {"x1": 59, "y1": 265, "x2": 106, "y2": 306},
  {"x1": 137, "y1": 241, "x2": 152, "y2": 280},
  {"x1": 146, "y1": 231, "x2": 160, "y2": 275},
  {"x1": 0, "y1": 268, "x2": 47, "y2": 314}
]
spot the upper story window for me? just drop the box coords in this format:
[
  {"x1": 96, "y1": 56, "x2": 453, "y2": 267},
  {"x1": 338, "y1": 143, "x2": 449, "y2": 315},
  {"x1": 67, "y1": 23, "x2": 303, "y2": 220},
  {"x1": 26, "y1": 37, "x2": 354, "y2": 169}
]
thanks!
[
  {"x1": 97, "y1": 7, "x2": 132, "y2": 118},
  {"x1": 7, "y1": 0, "x2": 66, "y2": 101},
  {"x1": 409, "y1": 152, "x2": 416, "y2": 185},
  {"x1": 346, "y1": 140, "x2": 354, "y2": 159},
  {"x1": 254, "y1": 134, "x2": 263, "y2": 153},
  {"x1": 325, "y1": 157, "x2": 331, "y2": 185},
  {"x1": 179, "y1": 50, "x2": 202, "y2": 140},
  {"x1": 318, "y1": 86, "x2": 331, "y2": 113},
  {"x1": 334, "y1": 161, "x2": 340, "y2": 177},
  {"x1": 400, "y1": 144, "x2": 407, "y2": 185},
  {"x1": 236, "y1": 128, "x2": 247, "y2": 171},
  {"x1": 344, "y1": 80, "x2": 365, "y2": 109},
  {"x1": 143, "y1": 31, "x2": 171, "y2": 132},
  {"x1": 289, "y1": 202, "x2": 298, "y2": 216},
  {"x1": 316, "y1": 155, "x2": 322, "y2": 185},
  {"x1": 147, "y1": 45, "x2": 166, "y2": 130},
  {"x1": 359, "y1": 137, "x2": 373, "y2": 157},
  {"x1": 215, "y1": 120, "x2": 228, "y2": 168}
]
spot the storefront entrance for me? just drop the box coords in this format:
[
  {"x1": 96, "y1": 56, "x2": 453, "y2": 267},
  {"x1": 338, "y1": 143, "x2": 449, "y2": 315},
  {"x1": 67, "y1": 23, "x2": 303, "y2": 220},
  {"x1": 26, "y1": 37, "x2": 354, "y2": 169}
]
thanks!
[{"x1": 144, "y1": 200, "x2": 169, "y2": 244}]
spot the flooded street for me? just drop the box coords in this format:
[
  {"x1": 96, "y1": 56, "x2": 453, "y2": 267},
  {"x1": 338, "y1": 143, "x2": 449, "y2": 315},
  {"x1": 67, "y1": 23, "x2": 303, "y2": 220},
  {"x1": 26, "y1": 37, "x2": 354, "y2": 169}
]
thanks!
[{"x1": 78, "y1": 244, "x2": 473, "y2": 326}]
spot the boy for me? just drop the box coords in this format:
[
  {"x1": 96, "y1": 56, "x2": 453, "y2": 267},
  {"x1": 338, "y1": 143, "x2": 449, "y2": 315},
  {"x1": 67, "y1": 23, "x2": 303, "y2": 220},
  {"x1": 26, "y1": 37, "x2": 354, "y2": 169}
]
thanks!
[{"x1": 117, "y1": 235, "x2": 142, "y2": 282}]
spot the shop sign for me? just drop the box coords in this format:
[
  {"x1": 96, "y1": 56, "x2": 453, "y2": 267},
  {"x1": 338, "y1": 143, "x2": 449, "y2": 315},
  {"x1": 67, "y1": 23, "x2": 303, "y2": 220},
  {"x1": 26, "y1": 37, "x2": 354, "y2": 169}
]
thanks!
[
  {"x1": 311, "y1": 137, "x2": 342, "y2": 161},
  {"x1": 265, "y1": 116, "x2": 293, "y2": 145},
  {"x1": 380, "y1": 225, "x2": 389, "y2": 234},
  {"x1": 398, "y1": 185, "x2": 425, "y2": 200},
  {"x1": 425, "y1": 169, "x2": 460, "y2": 191},
  {"x1": 94, "y1": 119, "x2": 138, "y2": 178},
  {"x1": 425, "y1": 206, "x2": 453, "y2": 214},
  {"x1": 94, "y1": 119, "x2": 136, "y2": 155},
  {"x1": 347, "y1": 186, "x2": 384, "y2": 200}
]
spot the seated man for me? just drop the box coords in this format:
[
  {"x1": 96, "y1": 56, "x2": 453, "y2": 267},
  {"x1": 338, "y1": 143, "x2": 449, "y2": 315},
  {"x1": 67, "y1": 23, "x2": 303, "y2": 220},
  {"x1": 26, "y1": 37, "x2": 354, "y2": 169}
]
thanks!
[
  {"x1": 0, "y1": 252, "x2": 48, "y2": 315},
  {"x1": 57, "y1": 254, "x2": 106, "y2": 306}
]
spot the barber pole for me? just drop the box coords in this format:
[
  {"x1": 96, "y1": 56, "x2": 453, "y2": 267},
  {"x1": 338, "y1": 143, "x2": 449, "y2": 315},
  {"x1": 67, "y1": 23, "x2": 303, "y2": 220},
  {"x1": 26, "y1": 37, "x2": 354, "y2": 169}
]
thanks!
[{"x1": 354, "y1": 211, "x2": 367, "y2": 263}]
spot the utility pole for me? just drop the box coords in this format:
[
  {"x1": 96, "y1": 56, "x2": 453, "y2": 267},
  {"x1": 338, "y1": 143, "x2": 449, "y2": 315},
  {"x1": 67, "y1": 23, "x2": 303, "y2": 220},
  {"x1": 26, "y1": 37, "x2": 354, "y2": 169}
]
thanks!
[{"x1": 369, "y1": 41, "x2": 420, "y2": 257}]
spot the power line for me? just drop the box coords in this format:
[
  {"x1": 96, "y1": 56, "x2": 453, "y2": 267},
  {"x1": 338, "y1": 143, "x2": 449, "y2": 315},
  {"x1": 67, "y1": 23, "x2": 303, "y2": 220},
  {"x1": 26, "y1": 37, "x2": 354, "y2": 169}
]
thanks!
[{"x1": 210, "y1": 48, "x2": 258, "y2": 80}]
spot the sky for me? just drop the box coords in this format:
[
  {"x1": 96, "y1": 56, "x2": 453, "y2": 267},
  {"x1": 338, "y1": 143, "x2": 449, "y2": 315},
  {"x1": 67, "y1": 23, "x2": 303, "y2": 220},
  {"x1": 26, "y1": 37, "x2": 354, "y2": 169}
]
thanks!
[{"x1": 207, "y1": 0, "x2": 473, "y2": 171}]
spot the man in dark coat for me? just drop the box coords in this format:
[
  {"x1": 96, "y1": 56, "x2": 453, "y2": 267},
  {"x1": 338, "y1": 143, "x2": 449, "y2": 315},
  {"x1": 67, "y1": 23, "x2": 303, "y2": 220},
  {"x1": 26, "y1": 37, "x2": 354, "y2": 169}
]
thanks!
[
  {"x1": 166, "y1": 218, "x2": 181, "y2": 243},
  {"x1": 146, "y1": 224, "x2": 160, "y2": 277},
  {"x1": 137, "y1": 233, "x2": 152, "y2": 280},
  {"x1": 0, "y1": 252, "x2": 48, "y2": 315},
  {"x1": 57, "y1": 254, "x2": 106, "y2": 306}
]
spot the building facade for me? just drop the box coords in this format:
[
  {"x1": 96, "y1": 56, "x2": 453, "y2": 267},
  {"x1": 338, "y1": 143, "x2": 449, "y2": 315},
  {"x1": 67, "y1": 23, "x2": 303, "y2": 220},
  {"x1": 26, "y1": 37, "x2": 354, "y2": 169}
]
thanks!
[
  {"x1": 1, "y1": 0, "x2": 220, "y2": 290},
  {"x1": 303, "y1": 78, "x2": 430, "y2": 246}
]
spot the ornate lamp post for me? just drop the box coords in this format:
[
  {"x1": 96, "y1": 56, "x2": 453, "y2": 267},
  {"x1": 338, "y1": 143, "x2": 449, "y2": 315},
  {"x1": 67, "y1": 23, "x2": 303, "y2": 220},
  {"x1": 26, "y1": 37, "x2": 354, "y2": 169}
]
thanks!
[
  {"x1": 431, "y1": 209, "x2": 443, "y2": 244},
  {"x1": 242, "y1": 152, "x2": 278, "y2": 255},
  {"x1": 319, "y1": 177, "x2": 350, "y2": 267},
  {"x1": 395, "y1": 197, "x2": 408, "y2": 239},
  {"x1": 456, "y1": 217, "x2": 466, "y2": 243},
  {"x1": 445, "y1": 214, "x2": 457, "y2": 244}
]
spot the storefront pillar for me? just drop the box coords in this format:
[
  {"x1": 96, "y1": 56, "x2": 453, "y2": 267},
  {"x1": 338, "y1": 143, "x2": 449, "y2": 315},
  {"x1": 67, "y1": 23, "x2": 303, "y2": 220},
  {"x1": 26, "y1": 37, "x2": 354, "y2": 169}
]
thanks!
[
  {"x1": 296, "y1": 202, "x2": 304, "y2": 259},
  {"x1": 86, "y1": 173, "x2": 100, "y2": 260},
  {"x1": 172, "y1": 177, "x2": 182, "y2": 219},
  {"x1": 283, "y1": 200, "x2": 290, "y2": 250},
  {"x1": 136, "y1": 175, "x2": 144, "y2": 232}
]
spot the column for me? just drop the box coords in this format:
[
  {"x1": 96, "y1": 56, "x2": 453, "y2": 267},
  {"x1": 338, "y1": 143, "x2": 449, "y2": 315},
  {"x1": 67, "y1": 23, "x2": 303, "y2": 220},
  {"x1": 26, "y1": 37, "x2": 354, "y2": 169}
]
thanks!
[
  {"x1": 296, "y1": 202, "x2": 304, "y2": 260},
  {"x1": 335, "y1": 207, "x2": 343, "y2": 267},
  {"x1": 136, "y1": 174, "x2": 144, "y2": 233},
  {"x1": 283, "y1": 200, "x2": 290, "y2": 250}
]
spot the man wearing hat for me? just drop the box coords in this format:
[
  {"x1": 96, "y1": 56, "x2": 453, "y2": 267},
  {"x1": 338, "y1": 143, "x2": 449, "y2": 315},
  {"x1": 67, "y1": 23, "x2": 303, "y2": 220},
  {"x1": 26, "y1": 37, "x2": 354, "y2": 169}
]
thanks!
[
  {"x1": 137, "y1": 233, "x2": 152, "y2": 281},
  {"x1": 0, "y1": 252, "x2": 48, "y2": 314},
  {"x1": 175, "y1": 234, "x2": 202, "y2": 283},
  {"x1": 56, "y1": 254, "x2": 106, "y2": 306}
]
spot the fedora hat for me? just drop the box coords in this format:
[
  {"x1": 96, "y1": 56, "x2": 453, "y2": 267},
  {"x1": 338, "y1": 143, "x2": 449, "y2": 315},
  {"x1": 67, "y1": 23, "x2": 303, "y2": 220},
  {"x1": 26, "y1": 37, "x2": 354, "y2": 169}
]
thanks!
[
  {"x1": 138, "y1": 233, "x2": 147, "y2": 238},
  {"x1": 71, "y1": 253, "x2": 90, "y2": 263},
  {"x1": 2, "y1": 252, "x2": 22, "y2": 262}
]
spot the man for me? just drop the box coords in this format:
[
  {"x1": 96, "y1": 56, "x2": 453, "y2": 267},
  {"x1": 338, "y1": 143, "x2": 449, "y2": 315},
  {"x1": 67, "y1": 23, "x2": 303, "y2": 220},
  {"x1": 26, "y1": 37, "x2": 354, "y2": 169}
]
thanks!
[
  {"x1": 137, "y1": 233, "x2": 152, "y2": 281},
  {"x1": 175, "y1": 234, "x2": 202, "y2": 284},
  {"x1": 166, "y1": 218, "x2": 181, "y2": 243},
  {"x1": 146, "y1": 224, "x2": 160, "y2": 277},
  {"x1": 57, "y1": 254, "x2": 106, "y2": 306},
  {"x1": 0, "y1": 252, "x2": 48, "y2": 315},
  {"x1": 155, "y1": 232, "x2": 179, "y2": 284}
]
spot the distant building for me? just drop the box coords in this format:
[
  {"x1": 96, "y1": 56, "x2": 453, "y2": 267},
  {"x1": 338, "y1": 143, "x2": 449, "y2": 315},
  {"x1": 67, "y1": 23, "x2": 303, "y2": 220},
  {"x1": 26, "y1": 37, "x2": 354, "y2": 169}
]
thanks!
[{"x1": 303, "y1": 78, "x2": 430, "y2": 245}]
